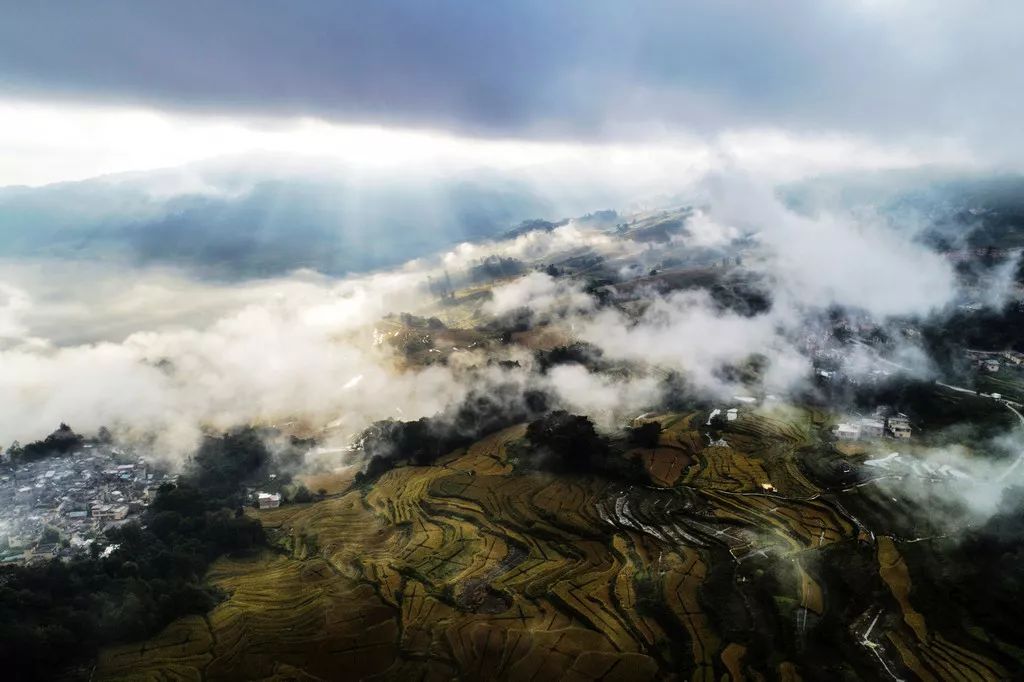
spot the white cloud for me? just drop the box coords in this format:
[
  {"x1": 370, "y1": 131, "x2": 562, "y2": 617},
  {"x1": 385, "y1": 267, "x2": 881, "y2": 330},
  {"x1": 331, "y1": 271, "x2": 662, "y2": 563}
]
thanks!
[
  {"x1": 0, "y1": 284, "x2": 30, "y2": 339},
  {"x1": 545, "y1": 363, "x2": 662, "y2": 429},
  {"x1": 703, "y1": 175, "x2": 958, "y2": 317},
  {"x1": 0, "y1": 96, "x2": 976, "y2": 189},
  {"x1": 576, "y1": 290, "x2": 807, "y2": 396},
  {"x1": 0, "y1": 265, "x2": 467, "y2": 460},
  {"x1": 485, "y1": 271, "x2": 594, "y2": 318},
  {"x1": 0, "y1": 165, "x2": 986, "y2": 462}
]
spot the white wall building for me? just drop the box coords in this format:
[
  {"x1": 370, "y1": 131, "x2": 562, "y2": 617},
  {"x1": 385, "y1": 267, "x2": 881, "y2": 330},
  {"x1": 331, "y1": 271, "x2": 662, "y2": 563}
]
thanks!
[
  {"x1": 835, "y1": 423, "x2": 860, "y2": 440},
  {"x1": 257, "y1": 492, "x2": 281, "y2": 509},
  {"x1": 886, "y1": 413, "x2": 912, "y2": 439},
  {"x1": 857, "y1": 418, "x2": 885, "y2": 439}
]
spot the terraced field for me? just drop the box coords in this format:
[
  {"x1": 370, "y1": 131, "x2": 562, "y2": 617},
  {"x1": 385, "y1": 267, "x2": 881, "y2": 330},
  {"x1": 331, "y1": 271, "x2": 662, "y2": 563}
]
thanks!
[
  {"x1": 96, "y1": 411, "x2": 1019, "y2": 680},
  {"x1": 874, "y1": 537, "x2": 1009, "y2": 681}
]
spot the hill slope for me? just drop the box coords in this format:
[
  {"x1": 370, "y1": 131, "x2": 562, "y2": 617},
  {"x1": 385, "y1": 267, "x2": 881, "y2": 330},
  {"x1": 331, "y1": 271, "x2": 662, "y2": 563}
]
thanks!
[{"x1": 97, "y1": 414, "x2": 1014, "y2": 681}]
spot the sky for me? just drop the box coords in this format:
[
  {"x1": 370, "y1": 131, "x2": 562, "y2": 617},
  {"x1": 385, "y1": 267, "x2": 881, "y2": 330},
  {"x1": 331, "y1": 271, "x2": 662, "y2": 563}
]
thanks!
[{"x1": 1, "y1": 0, "x2": 1019, "y2": 186}]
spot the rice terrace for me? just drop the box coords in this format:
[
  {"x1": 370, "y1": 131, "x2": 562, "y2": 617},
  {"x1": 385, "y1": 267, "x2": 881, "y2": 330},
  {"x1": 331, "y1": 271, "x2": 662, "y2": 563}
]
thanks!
[{"x1": 97, "y1": 408, "x2": 1011, "y2": 681}]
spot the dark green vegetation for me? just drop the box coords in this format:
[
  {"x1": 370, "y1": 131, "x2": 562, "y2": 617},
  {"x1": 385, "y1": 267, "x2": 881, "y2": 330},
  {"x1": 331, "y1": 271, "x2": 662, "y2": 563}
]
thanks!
[
  {"x1": 862, "y1": 378, "x2": 1014, "y2": 437},
  {"x1": 5, "y1": 423, "x2": 85, "y2": 463},
  {"x1": 467, "y1": 255, "x2": 525, "y2": 283},
  {"x1": 707, "y1": 272, "x2": 772, "y2": 317},
  {"x1": 806, "y1": 368, "x2": 1017, "y2": 442},
  {"x1": 354, "y1": 383, "x2": 549, "y2": 482},
  {"x1": 533, "y1": 341, "x2": 606, "y2": 374},
  {"x1": 922, "y1": 302, "x2": 1024, "y2": 369},
  {"x1": 0, "y1": 428, "x2": 273, "y2": 680},
  {"x1": 515, "y1": 410, "x2": 650, "y2": 482},
  {"x1": 903, "y1": 486, "x2": 1024, "y2": 650}
]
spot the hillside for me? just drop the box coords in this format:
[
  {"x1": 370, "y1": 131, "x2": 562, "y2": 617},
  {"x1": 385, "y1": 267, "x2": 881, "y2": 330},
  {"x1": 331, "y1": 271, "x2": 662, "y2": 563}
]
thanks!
[{"x1": 96, "y1": 411, "x2": 1014, "y2": 681}]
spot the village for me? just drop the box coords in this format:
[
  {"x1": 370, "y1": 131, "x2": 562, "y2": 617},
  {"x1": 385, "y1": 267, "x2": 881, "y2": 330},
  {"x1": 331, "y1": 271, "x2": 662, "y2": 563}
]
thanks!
[{"x1": 0, "y1": 445, "x2": 175, "y2": 565}]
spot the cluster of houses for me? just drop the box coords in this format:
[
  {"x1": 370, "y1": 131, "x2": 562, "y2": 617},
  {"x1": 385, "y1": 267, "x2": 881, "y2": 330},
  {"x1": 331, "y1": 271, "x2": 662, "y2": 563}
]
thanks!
[
  {"x1": 706, "y1": 407, "x2": 739, "y2": 424},
  {"x1": 705, "y1": 397, "x2": 765, "y2": 427},
  {"x1": 966, "y1": 349, "x2": 1024, "y2": 374},
  {"x1": 834, "y1": 411, "x2": 912, "y2": 441},
  {"x1": 0, "y1": 445, "x2": 172, "y2": 565}
]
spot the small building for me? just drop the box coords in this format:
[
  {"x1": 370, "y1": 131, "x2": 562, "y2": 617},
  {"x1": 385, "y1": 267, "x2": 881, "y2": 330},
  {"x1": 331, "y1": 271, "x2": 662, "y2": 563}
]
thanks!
[
  {"x1": 886, "y1": 413, "x2": 912, "y2": 440},
  {"x1": 257, "y1": 492, "x2": 281, "y2": 509},
  {"x1": 91, "y1": 504, "x2": 128, "y2": 521},
  {"x1": 726, "y1": 408, "x2": 738, "y2": 422},
  {"x1": 0, "y1": 552, "x2": 25, "y2": 565},
  {"x1": 1001, "y1": 351, "x2": 1024, "y2": 366},
  {"x1": 834, "y1": 423, "x2": 860, "y2": 440},
  {"x1": 857, "y1": 418, "x2": 885, "y2": 439},
  {"x1": 27, "y1": 543, "x2": 59, "y2": 563}
]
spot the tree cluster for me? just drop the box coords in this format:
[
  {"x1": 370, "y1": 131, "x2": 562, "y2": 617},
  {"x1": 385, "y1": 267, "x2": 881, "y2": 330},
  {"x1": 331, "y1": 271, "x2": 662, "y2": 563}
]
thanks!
[
  {"x1": 355, "y1": 384, "x2": 550, "y2": 483},
  {"x1": 468, "y1": 256, "x2": 524, "y2": 283},
  {"x1": 517, "y1": 411, "x2": 649, "y2": 482},
  {"x1": 901, "y1": 485, "x2": 1024, "y2": 650},
  {"x1": 6, "y1": 423, "x2": 85, "y2": 463},
  {"x1": 921, "y1": 300, "x2": 1024, "y2": 371},
  {"x1": 534, "y1": 342, "x2": 605, "y2": 374}
]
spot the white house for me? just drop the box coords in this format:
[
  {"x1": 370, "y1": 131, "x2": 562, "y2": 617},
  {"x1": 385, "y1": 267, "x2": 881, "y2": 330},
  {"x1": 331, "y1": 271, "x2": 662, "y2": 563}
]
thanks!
[
  {"x1": 257, "y1": 492, "x2": 281, "y2": 509},
  {"x1": 886, "y1": 413, "x2": 912, "y2": 439},
  {"x1": 857, "y1": 418, "x2": 885, "y2": 439},
  {"x1": 835, "y1": 423, "x2": 860, "y2": 440}
]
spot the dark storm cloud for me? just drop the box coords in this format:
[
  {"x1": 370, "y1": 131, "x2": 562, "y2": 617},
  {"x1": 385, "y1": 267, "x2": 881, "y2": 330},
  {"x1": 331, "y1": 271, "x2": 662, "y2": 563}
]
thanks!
[{"x1": 1, "y1": 1, "x2": 1021, "y2": 146}]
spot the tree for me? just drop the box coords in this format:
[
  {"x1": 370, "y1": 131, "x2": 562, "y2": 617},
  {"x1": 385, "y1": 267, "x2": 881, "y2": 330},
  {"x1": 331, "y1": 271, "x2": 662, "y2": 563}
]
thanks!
[
  {"x1": 191, "y1": 428, "x2": 270, "y2": 502},
  {"x1": 524, "y1": 411, "x2": 609, "y2": 473},
  {"x1": 4, "y1": 440, "x2": 21, "y2": 460},
  {"x1": 292, "y1": 486, "x2": 313, "y2": 503},
  {"x1": 16, "y1": 424, "x2": 84, "y2": 462},
  {"x1": 354, "y1": 384, "x2": 550, "y2": 481},
  {"x1": 629, "y1": 422, "x2": 661, "y2": 449}
]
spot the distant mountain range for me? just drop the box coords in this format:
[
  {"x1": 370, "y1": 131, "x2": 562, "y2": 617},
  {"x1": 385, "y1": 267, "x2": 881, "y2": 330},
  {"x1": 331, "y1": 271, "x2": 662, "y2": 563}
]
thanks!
[{"x1": 0, "y1": 161, "x2": 586, "y2": 279}]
